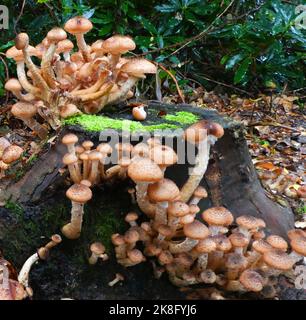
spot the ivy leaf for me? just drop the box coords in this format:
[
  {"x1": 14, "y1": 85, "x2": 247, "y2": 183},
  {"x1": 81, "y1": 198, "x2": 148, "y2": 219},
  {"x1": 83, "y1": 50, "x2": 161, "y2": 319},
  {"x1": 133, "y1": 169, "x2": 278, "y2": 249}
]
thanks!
[{"x1": 234, "y1": 57, "x2": 252, "y2": 84}]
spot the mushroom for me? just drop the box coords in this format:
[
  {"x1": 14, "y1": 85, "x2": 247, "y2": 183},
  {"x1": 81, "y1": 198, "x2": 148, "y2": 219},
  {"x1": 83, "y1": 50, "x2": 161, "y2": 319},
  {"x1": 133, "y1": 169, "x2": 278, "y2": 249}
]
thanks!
[
  {"x1": 64, "y1": 16, "x2": 93, "y2": 62},
  {"x1": 108, "y1": 273, "x2": 124, "y2": 287},
  {"x1": 62, "y1": 183, "x2": 93, "y2": 239},
  {"x1": 236, "y1": 215, "x2": 265, "y2": 240},
  {"x1": 125, "y1": 212, "x2": 138, "y2": 227},
  {"x1": 56, "y1": 39, "x2": 74, "y2": 62},
  {"x1": 229, "y1": 232, "x2": 249, "y2": 255},
  {"x1": 180, "y1": 120, "x2": 224, "y2": 202},
  {"x1": 198, "y1": 269, "x2": 217, "y2": 284},
  {"x1": 147, "y1": 178, "x2": 180, "y2": 225},
  {"x1": 149, "y1": 144, "x2": 178, "y2": 174},
  {"x1": 11, "y1": 102, "x2": 48, "y2": 139},
  {"x1": 63, "y1": 153, "x2": 82, "y2": 183},
  {"x1": 0, "y1": 137, "x2": 11, "y2": 159},
  {"x1": 192, "y1": 237, "x2": 216, "y2": 272},
  {"x1": 124, "y1": 229, "x2": 140, "y2": 251},
  {"x1": 132, "y1": 106, "x2": 147, "y2": 121},
  {"x1": 5, "y1": 78, "x2": 34, "y2": 101},
  {"x1": 239, "y1": 269, "x2": 264, "y2": 292},
  {"x1": 289, "y1": 236, "x2": 306, "y2": 264},
  {"x1": 2, "y1": 145, "x2": 23, "y2": 166},
  {"x1": 266, "y1": 235, "x2": 288, "y2": 252},
  {"x1": 62, "y1": 133, "x2": 78, "y2": 156},
  {"x1": 167, "y1": 201, "x2": 190, "y2": 229},
  {"x1": 262, "y1": 249, "x2": 295, "y2": 276},
  {"x1": 118, "y1": 249, "x2": 146, "y2": 267},
  {"x1": 189, "y1": 186, "x2": 208, "y2": 206},
  {"x1": 60, "y1": 104, "x2": 82, "y2": 119},
  {"x1": 112, "y1": 234, "x2": 127, "y2": 259},
  {"x1": 88, "y1": 242, "x2": 108, "y2": 265},
  {"x1": 88, "y1": 150, "x2": 103, "y2": 184},
  {"x1": 225, "y1": 252, "x2": 248, "y2": 280}
]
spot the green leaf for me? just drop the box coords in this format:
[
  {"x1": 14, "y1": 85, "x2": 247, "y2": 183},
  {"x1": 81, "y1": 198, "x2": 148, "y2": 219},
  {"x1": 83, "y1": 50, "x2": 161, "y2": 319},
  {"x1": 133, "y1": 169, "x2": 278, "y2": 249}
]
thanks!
[
  {"x1": 225, "y1": 53, "x2": 246, "y2": 70},
  {"x1": 98, "y1": 24, "x2": 113, "y2": 36},
  {"x1": 234, "y1": 57, "x2": 252, "y2": 84}
]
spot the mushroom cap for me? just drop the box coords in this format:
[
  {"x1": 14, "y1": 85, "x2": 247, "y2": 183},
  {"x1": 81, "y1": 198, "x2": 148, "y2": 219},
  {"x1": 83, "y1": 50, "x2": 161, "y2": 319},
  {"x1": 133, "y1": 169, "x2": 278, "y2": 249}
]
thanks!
[
  {"x1": 11, "y1": 102, "x2": 37, "y2": 119},
  {"x1": 125, "y1": 212, "x2": 138, "y2": 223},
  {"x1": 120, "y1": 59, "x2": 157, "y2": 78},
  {"x1": 6, "y1": 46, "x2": 24, "y2": 62},
  {"x1": 212, "y1": 234, "x2": 232, "y2": 252},
  {"x1": 225, "y1": 252, "x2": 248, "y2": 269},
  {"x1": 90, "y1": 242, "x2": 105, "y2": 255},
  {"x1": 266, "y1": 235, "x2": 288, "y2": 251},
  {"x1": 131, "y1": 143, "x2": 150, "y2": 158},
  {"x1": 14, "y1": 33, "x2": 29, "y2": 50},
  {"x1": 5, "y1": 78, "x2": 22, "y2": 92},
  {"x1": 127, "y1": 157, "x2": 163, "y2": 183},
  {"x1": 115, "y1": 142, "x2": 133, "y2": 155},
  {"x1": 290, "y1": 237, "x2": 306, "y2": 256},
  {"x1": 287, "y1": 229, "x2": 306, "y2": 241},
  {"x1": 111, "y1": 234, "x2": 125, "y2": 246},
  {"x1": 193, "y1": 186, "x2": 208, "y2": 198},
  {"x1": 124, "y1": 229, "x2": 139, "y2": 244},
  {"x1": 88, "y1": 150, "x2": 103, "y2": 161},
  {"x1": 167, "y1": 201, "x2": 190, "y2": 217},
  {"x1": 195, "y1": 237, "x2": 216, "y2": 253},
  {"x1": 189, "y1": 204, "x2": 200, "y2": 215},
  {"x1": 60, "y1": 104, "x2": 81, "y2": 119},
  {"x1": 252, "y1": 239, "x2": 273, "y2": 254},
  {"x1": 149, "y1": 145, "x2": 178, "y2": 167},
  {"x1": 2, "y1": 145, "x2": 23, "y2": 164},
  {"x1": 183, "y1": 220, "x2": 210, "y2": 240},
  {"x1": 127, "y1": 249, "x2": 144, "y2": 263},
  {"x1": 63, "y1": 153, "x2": 78, "y2": 165},
  {"x1": 102, "y1": 35, "x2": 136, "y2": 55},
  {"x1": 64, "y1": 16, "x2": 93, "y2": 34},
  {"x1": 263, "y1": 249, "x2": 295, "y2": 271},
  {"x1": 180, "y1": 214, "x2": 195, "y2": 225},
  {"x1": 132, "y1": 107, "x2": 147, "y2": 121},
  {"x1": 56, "y1": 39, "x2": 74, "y2": 53},
  {"x1": 75, "y1": 146, "x2": 85, "y2": 156},
  {"x1": 174, "y1": 252, "x2": 193, "y2": 267},
  {"x1": 51, "y1": 234, "x2": 62, "y2": 244},
  {"x1": 158, "y1": 250, "x2": 173, "y2": 265},
  {"x1": 82, "y1": 140, "x2": 94, "y2": 150},
  {"x1": 252, "y1": 230, "x2": 266, "y2": 240},
  {"x1": 145, "y1": 243, "x2": 162, "y2": 256},
  {"x1": 80, "y1": 179, "x2": 92, "y2": 188},
  {"x1": 147, "y1": 178, "x2": 180, "y2": 203},
  {"x1": 62, "y1": 133, "x2": 78, "y2": 146},
  {"x1": 157, "y1": 224, "x2": 173, "y2": 237},
  {"x1": 239, "y1": 270, "x2": 264, "y2": 292},
  {"x1": 236, "y1": 215, "x2": 263, "y2": 230},
  {"x1": 199, "y1": 269, "x2": 217, "y2": 284},
  {"x1": 47, "y1": 27, "x2": 67, "y2": 42},
  {"x1": 66, "y1": 183, "x2": 92, "y2": 203},
  {"x1": 229, "y1": 232, "x2": 249, "y2": 248},
  {"x1": 91, "y1": 39, "x2": 104, "y2": 52},
  {"x1": 97, "y1": 143, "x2": 112, "y2": 155},
  {"x1": 202, "y1": 207, "x2": 234, "y2": 226}
]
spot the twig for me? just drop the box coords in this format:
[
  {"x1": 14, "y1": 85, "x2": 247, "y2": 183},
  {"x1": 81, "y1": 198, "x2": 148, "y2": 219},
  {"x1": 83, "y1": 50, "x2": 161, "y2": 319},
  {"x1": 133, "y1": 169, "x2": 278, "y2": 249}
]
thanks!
[
  {"x1": 157, "y1": 63, "x2": 185, "y2": 103},
  {"x1": 247, "y1": 122, "x2": 301, "y2": 133},
  {"x1": 14, "y1": 0, "x2": 26, "y2": 34},
  {"x1": 0, "y1": 53, "x2": 10, "y2": 106}
]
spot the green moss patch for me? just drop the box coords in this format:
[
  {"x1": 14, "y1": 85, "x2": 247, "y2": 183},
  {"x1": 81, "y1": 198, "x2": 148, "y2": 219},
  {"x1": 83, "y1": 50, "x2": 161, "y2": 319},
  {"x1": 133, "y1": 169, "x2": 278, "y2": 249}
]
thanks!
[{"x1": 64, "y1": 110, "x2": 200, "y2": 132}]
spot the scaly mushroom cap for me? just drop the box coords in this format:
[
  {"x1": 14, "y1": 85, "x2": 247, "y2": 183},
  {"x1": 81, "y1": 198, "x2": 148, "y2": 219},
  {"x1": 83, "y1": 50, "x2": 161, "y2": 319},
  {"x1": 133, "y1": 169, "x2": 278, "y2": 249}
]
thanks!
[
  {"x1": 2, "y1": 145, "x2": 23, "y2": 164},
  {"x1": 66, "y1": 183, "x2": 92, "y2": 204},
  {"x1": 236, "y1": 215, "x2": 262, "y2": 230},
  {"x1": 229, "y1": 232, "x2": 249, "y2": 248},
  {"x1": 5, "y1": 46, "x2": 35, "y2": 62},
  {"x1": 64, "y1": 16, "x2": 93, "y2": 34},
  {"x1": 252, "y1": 239, "x2": 273, "y2": 254},
  {"x1": 14, "y1": 33, "x2": 29, "y2": 50},
  {"x1": 102, "y1": 35, "x2": 136, "y2": 55},
  {"x1": 266, "y1": 235, "x2": 288, "y2": 251},
  {"x1": 127, "y1": 249, "x2": 144, "y2": 263},
  {"x1": 239, "y1": 270, "x2": 264, "y2": 292},
  {"x1": 263, "y1": 249, "x2": 295, "y2": 271},
  {"x1": 290, "y1": 237, "x2": 306, "y2": 256},
  {"x1": 147, "y1": 178, "x2": 180, "y2": 203},
  {"x1": 47, "y1": 28, "x2": 67, "y2": 42},
  {"x1": 195, "y1": 237, "x2": 216, "y2": 253},
  {"x1": 90, "y1": 242, "x2": 105, "y2": 255},
  {"x1": 183, "y1": 220, "x2": 210, "y2": 240},
  {"x1": 287, "y1": 229, "x2": 306, "y2": 241},
  {"x1": 11, "y1": 102, "x2": 37, "y2": 119},
  {"x1": 193, "y1": 186, "x2": 208, "y2": 198},
  {"x1": 212, "y1": 234, "x2": 232, "y2": 252},
  {"x1": 225, "y1": 252, "x2": 248, "y2": 270},
  {"x1": 202, "y1": 207, "x2": 234, "y2": 226},
  {"x1": 128, "y1": 157, "x2": 163, "y2": 183},
  {"x1": 5, "y1": 78, "x2": 22, "y2": 92},
  {"x1": 56, "y1": 39, "x2": 74, "y2": 53},
  {"x1": 167, "y1": 201, "x2": 190, "y2": 217},
  {"x1": 62, "y1": 133, "x2": 78, "y2": 146},
  {"x1": 120, "y1": 59, "x2": 157, "y2": 78},
  {"x1": 149, "y1": 145, "x2": 178, "y2": 167}
]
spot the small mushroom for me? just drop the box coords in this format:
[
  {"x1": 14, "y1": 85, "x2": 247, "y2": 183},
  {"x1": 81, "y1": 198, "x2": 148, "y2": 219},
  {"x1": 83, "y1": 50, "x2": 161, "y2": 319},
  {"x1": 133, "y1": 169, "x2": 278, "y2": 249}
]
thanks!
[
  {"x1": 108, "y1": 273, "x2": 124, "y2": 287},
  {"x1": 88, "y1": 242, "x2": 108, "y2": 265}
]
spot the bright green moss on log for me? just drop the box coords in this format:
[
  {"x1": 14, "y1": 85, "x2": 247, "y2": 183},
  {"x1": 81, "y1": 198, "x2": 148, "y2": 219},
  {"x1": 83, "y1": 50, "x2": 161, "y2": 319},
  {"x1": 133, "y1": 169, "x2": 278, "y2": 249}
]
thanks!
[{"x1": 64, "y1": 111, "x2": 200, "y2": 132}]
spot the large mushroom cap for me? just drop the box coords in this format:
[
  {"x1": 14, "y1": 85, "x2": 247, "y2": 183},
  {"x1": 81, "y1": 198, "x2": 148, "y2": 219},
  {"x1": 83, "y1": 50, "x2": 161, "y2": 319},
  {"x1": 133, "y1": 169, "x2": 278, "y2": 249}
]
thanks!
[
  {"x1": 229, "y1": 232, "x2": 249, "y2": 248},
  {"x1": 147, "y1": 178, "x2": 180, "y2": 203},
  {"x1": 66, "y1": 183, "x2": 92, "y2": 203},
  {"x1": 62, "y1": 133, "x2": 78, "y2": 146},
  {"x1": 290, "y1": 237, "x2": 306, "y2": 256},
  {"x1": 15, "y1": 33, "x2": 29, "y2": 50},
  {"x1": 239, "y1": 270, "x2": 264, "y2": 292},
  {"x1": 167, "y1": 201, "x2": 190, "y2": 217},
  {"x1": 287, "y1": 229, "x2": 306, "y2": 241},
  {"x1": 266, "y1": 235, "x2": 288, "y2": 251},
  {"x1": 202, "y1": 206, "x2": 234, "y2": 226},
  {"x1": 236, "y1": 215, "x2": 263, "y2": 230},
  {"x1": 64, "y1": 16, "x2": 93, "y2": 34},
  {"x1": 252, "y1": 239, "x2": 273, "y2": 254},
  {"x1": 5, "y1": 78, "x2": 22, "y2": 92},
  {"x1": 120, "y1": 59, "x2": 157, "y2": 78},
  {"x1": 263, "y1": 249, "x2": 295, "y2": 271},
  {"x1": 2, "y1": 145, "x2": 23, "y2": 164},
  {"x1": 149, "y1": 145, "x2": 177, "y2": 167},
  {"x1": 102, "y1": 35, "x2": 136, "y2": 55},
  {"x1": 127, "y1": 157, "x2": 163, "y2": 183},
  {"x1": 11, "y1": 102, "x2": 37, "y2": 119},
  {"x1": 225, "y1": 252, "x2": 248, "y2": 269},
  {"x1": 47, "y1": 27, "x2": 67, "y2": 42},
  {"x1": 195, "y1": 237, "x2": 216, "y2": 253},
  {"x1": 183, "y1": 220, "x2": 210, "y2": 240}
]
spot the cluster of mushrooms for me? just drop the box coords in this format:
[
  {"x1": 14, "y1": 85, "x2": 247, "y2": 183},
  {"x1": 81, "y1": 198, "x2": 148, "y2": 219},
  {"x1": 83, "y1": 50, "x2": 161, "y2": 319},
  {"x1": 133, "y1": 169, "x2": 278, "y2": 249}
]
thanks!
[
  {"x1": 5, "y1": 16, "x2": 156, "y2": 139},
  {"x1": 59, "y1": 119, "x2": 306, "y2": 297}
]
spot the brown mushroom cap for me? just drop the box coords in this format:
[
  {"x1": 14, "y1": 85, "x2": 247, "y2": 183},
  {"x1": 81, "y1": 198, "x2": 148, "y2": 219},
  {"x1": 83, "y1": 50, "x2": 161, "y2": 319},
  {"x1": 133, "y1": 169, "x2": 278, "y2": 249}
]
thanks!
[
  {"x1": 202, "y1": 207, "x2": 234, "y2": 226},
  {"x1": 128, "y1": 157, "x2": 163, "y2": 183},
  {"x1": 64, "y1": 16, "x2": 93, "y2": 34},
  {"x1": 50, "y1": 234, "x2": 62, "y2": 244},
  {"x1": 62, "y1": 133, "x2": 78, "y2": 146},
  {"x1": 56, "y1": 39, "x2": 74, "y2": 53},
  {"x1": 82, "y1": 140, "x2": 94, "y2": 150},
  {"x1": 11, "y1": 102, "x2": 37, "y2": 119},
  {"x1": 167, "y1": 201, "x2": 190, "y2": 217},
  {"x1": 287, "y1": 229, "x2": 306, "y2": 241},
  {"x1": 60, "y1": 104, "x2": 81, "y2": 119},
  {"x1": 147, "y1": 178, "x2": 180, "y2": 203},
  {"x1": 111, "y1": 234, "x2": 125, "y2": 246},
  {"x1": 127, "y1": 249, "x2": 144, "y2": 263},
  {"x1": 290, "y1": 237, "x2": 306, "y2": 256},
  {"x1": 263, "y1": 249, "x2": 295, "y2": 271},
  {"x1": 2, "y1": 145, "x2": 23, "y2": 164},
  {"x1": 149, "y1": 145, "x2": 178, "y2": 167},
  {"x1": 225, "y1": 252, "x2": 248, "y2": 270},
  {"x1": 212, "y1": 234, "x2": 232, "y2": 252},
  {"x1": 88, "y1": 150, "x2": 103, "y2": 161},
  {"x1": 183, "y1": 220, "x2": 210, "y2": 240},
  {"x1": 158, "y1": 250, "x2": 174, "y2": 265},
  {"x1": 97, "y1": 143, "x2": 113, "y2": 155},
  {"x1": 120, "y1": 59, "x2": 157, "y2": 78},
  {"x1": 102, "y1": 35, "x2": 136, "y2": 55},
  {"x1": 15, "y1": 33, "x2": 29, "y2": 50},
  {"x1": 63, "y1": 153, "x2": 78, "y2": 166},
  {"x1": 47, "y1": 27, "x2": 67, "y2": 42},
  {"x1": 131, "y1": 143, "x2": 150, "y2": 158},
  {"x1": 229, "y1": 232, "x2": 249, "y2": 248},
  {"x1": 124, "y1": 229, "x2": 139, "y2": 244},
  {"x1": 6, "y1": 46, "x2": 24, "y2": 62},
  {"x1": 157, "y1": 224, "x2": 173, "y2": 237},
  {"x1": 66, "y1": 183, "x2": 92, "y2": 203},
  {"x1": 90, "y1": 242, "x2": 105, "y2": 255},
  {"x1": 252, "y1": 239, "x2": 273, "y2": 254},
  {"x1": 5, "y1": 78, "x2": 22, "y2": 92},
  {"x1": 189, "y1": 204, "x2": 200, "y2": 215},
  {"x1": 193, "y1": 186, "x2": 208, "y2": 198},
  {"x1": 195, "y1": 237, "x2": 216, "y2": 253},
  {"x1": 239, "y1": 270, "x2": 264, "y2": 292},
  {"x1": 125, "y1": 212, "x2": 138, "y2": 224},
  {"x1": 236, "y1": 215, "x2": 262, "y2": 230},
  {"x1": 266, "y1": 235, "x2": 288, "y2": 251}
]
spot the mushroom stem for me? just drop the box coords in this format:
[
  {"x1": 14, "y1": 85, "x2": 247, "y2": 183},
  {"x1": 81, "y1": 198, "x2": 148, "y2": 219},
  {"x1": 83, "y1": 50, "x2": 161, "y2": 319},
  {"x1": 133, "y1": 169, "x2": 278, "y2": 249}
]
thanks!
[
  {"x1": 17, "y1": 62, "x2": 40, "y2": 95},
  {"x1": 41, "y1": 43, "x2": 58, "y2": 89},
  {"x1": 108, "y1": 273, "x2": 124, "y2": 287},
  {"x1": 169, "y1": 238, "x2": 198, "y2": 254},
  {"x1": 155, "y1": 201, "x2": 168, "y2": 225},
  {"x1": 135, "y1": 182, "x2": 156, "y2": 218},
  {"x1": 75, "y1": 33, "x2": 91, "y2": 62},
  {"x1": 18, "y1": 253, "x2": 39, "y2": 288}
]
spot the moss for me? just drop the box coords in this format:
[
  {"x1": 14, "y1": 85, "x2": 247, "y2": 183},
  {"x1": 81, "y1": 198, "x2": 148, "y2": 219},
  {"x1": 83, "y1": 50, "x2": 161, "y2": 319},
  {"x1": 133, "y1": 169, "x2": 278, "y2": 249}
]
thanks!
[
  {"x1": 64, "y1": 110, "x2": 199, "y2": 133},
  {"x1": 4, "y1": 200, "x2": 24, "y2": 217}
]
